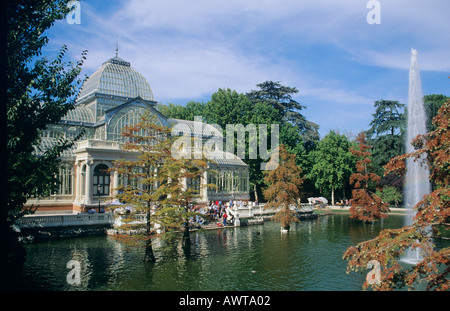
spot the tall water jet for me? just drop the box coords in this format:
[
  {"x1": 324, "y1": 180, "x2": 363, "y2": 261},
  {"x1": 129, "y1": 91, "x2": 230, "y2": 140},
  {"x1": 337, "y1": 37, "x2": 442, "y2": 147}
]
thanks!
[{"x1": 403, "y1": 48, "x2": 431, "y2": 264}]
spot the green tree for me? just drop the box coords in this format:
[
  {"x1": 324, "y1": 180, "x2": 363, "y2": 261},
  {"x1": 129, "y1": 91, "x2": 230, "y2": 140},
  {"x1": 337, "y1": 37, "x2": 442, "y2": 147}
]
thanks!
[
  {"x1": 424, "y1": 94, "x2": 449, "y2": 133},
  {"x1": 4, "y1": 0, "x2": 86, "y2": 287},
  {"x1": 367, "y1": 100, "x2": 406, "y2": 175},
  {"x1": 375, "y1": 186, "x2": 403, "y2": 207},
  {"x1": 280, "y1": 123, "x2": 316, "y2": 199},
  {"x1": 308, "y1": 131, "x2": 355, "y2": 206},
  {"x1": 156, "y1": 102, "x2": 188, "y2": 119},
  {"x1": 246, "y1": 81, "x2": 320, "y2": 143},
  {"x1": 204, "y1": 88, "x2": 253, "y2": 128},
  {"x1": 246, "y1": 82, "x2": 319, "y2": 200},
  {"x1": 203, "y1": 88, "x2": 280, "y2": 201},
  {"x1": 157, "y1": 101, "x2": 206, "y2": 121},
  {"x1": 245, "y1": 101, "x2": 281, "y2": 201}
]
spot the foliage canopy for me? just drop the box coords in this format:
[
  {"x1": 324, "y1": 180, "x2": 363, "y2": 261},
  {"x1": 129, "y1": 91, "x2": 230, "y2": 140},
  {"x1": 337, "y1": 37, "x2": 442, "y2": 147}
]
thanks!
[{"x1": 343, "y1": 99, "x2": 450, "y2": 291}]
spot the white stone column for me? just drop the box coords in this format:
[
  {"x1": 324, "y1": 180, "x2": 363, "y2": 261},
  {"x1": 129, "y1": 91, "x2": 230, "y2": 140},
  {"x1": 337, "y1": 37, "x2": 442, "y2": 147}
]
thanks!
[
  {"x1": 75, "y1": 161, "x2": 82, "y2": 203},
  {"x1": 181, "y1": 176, "x2": 188, "y2": 192},
  {"x1": 202, "y1": 170, "x2": 208, "y2": 201},
  {"x1": 113, "y1": 170, "x2": 119, "y2": 197},
  {"x1": 85, "y1": 160, "x2": 93, "y2": 204}
]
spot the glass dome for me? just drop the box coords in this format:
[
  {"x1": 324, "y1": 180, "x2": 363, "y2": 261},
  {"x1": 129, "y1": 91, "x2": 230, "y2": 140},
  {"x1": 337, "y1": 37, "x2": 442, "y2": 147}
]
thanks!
[{"x1": 78, "y1": 55, "x2": 154, "y2": 101}]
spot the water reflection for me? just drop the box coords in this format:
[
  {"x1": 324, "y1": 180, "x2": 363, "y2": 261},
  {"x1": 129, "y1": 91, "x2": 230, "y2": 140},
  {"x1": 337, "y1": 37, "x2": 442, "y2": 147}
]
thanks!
[{"x1": 19, "y1": 214, "x2": 413, "y2": 291}]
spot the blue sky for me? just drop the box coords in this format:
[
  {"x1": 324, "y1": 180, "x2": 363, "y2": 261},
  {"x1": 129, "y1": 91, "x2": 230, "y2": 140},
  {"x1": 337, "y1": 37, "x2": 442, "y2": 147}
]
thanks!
[{"x1": 44, "y1": 0, "x2": 450, "y2": 138}]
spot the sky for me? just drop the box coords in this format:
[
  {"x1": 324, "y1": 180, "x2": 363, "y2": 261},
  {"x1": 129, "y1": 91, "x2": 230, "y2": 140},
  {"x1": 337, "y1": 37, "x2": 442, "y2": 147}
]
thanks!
[{"x1": 44, "y1": 0, "x2": 450, "y2": 138}]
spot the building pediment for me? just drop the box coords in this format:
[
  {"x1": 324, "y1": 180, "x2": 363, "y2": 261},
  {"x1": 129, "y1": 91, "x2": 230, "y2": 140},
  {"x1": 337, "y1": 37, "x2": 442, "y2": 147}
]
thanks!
[{"x1": 103, "y1": 96, "x2": 157, "y2": 125}]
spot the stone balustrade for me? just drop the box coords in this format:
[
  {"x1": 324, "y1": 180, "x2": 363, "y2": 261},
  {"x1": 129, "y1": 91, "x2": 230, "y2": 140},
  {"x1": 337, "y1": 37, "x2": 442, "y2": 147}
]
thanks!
[
  {"x1": 16, "y1": 204, "x2": 314, "y2": 230},
  {"x1": 76, "y1": 140, "x2": 121, "y2": 150},
  {"x1": 17, "y1": 213, "x2": 114, "y2": 229}
]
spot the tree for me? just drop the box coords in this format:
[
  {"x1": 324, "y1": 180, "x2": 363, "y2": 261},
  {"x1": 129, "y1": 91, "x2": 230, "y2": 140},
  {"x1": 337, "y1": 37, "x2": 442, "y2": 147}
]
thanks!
[
  {"x1": 6, "y1": 0, "x2": 86, "y2": 221},
  {"x1": 111, "y1": 110, "x2": 212, "y2": 260},
  {"x1": 245, "y1": 101, "x2": 281, "y2": 201},
  {"x1": 367, "y1": 100, "x2": 406, "y2": 176},
  {"x1": 343, "y1": 99, "x2": 450, "y2": 291},
  {"x1": 375, "y1": 186, "x2": 403, "y2": 208},
  {"x1": 280, "y1": 123, "x2": 316, "y2": 199},
  {"x1": 4, "y1": 0, "x2": 86, "y2": 287},
  {"x1": 348, "y1": 133, "x2": 389, "y2": 223},
  {"x1": 158, "y1": 136, "x2": 211, "y2": 248},
  {"x1": 246, "y1": 81, "x2": 319, "y2": 142},
  {"x1": 423, "y1": 94, "x2": 449, "y2": 133},
  {"x1": 263, "y1": 144, "x2": 303, "y2": 231},
  {"x1": 203, "y1": 88, "x2": 280, "y2": 201},
  {"x1": 204, "y1": 88, "x2": 253, "y2": 128},
  {"x1": 308, "y1": 131, "x2": 355, "y2": 206},
  {"x1": 112, "y1": 110, "x2": 173, "y2": 262},
  {"x1": 156, "y1": 83, "x2": 318, "y2": 202},
  {"x1": 157, "y1": 101, "x2": 206, "y2": 121}
]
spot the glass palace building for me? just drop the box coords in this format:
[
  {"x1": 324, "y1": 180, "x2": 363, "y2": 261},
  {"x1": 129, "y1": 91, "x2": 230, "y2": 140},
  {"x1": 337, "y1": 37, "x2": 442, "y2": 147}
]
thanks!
[{"x1": 28, "y1": 55, "x2": 249, "y2": 214}]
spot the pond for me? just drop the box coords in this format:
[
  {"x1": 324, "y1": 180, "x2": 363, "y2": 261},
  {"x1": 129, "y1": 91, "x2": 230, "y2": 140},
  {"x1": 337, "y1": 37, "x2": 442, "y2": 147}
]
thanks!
[{"x1": 16, "y1": 213, "x2": 434, "y2": 291}]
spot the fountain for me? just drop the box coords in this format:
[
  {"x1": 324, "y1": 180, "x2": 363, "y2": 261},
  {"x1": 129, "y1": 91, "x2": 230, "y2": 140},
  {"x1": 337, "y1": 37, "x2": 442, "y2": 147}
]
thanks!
[{"x1": 402, "y1": 48, "x2": 431, "y2": 264}]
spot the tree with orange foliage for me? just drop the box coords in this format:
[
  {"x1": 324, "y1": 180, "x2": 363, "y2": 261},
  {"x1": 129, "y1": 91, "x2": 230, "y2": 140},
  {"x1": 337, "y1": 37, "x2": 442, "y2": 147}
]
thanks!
[
  {"x1": 349, "y1": 132, "x2": 389, "y2": 223},
  {"x1": 264, "y1": 144, "x2": 303, "y2": 231},
  {"x1": 343, "y1": 99, "x2": 450, "y2": 291}
]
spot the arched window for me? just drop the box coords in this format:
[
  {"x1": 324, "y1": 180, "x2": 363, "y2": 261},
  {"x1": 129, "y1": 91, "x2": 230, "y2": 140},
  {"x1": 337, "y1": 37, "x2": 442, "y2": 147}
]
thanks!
[
  {"x1": 109, "y1": 107, "x2": 164, "y2": 141},
  {"x1": 93, "y1": 164, "x2": 110, "y2": 196}
]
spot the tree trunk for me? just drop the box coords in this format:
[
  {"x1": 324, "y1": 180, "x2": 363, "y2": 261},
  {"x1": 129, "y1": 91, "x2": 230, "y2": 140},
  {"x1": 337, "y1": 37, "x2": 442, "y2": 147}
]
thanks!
[
  {"x1": 331, "y1": 184, "x2": 335, "y2": 206},
  {"x1": 144, "y1": 208, "x2": 156, "y2": 262},
  {"x1": 144, "y1": 239, "x2": 156, "y2": 263},
  {"x1": 182, "y1": 204, "x2": 191, "y2": 248},
  {"x1": 254, "y1": 184, "x2": 259, "y2": 202}
]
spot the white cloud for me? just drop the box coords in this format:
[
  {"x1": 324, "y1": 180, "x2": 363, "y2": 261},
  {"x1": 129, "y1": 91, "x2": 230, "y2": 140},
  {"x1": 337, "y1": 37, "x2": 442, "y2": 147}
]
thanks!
[{"x1": 45, "y1": 0, "x2": 449, "y2": 138}]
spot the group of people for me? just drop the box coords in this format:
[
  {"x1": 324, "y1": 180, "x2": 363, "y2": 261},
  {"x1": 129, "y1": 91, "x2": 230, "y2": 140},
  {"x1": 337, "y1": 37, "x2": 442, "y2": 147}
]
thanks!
[
  {"x1": 87, "y1": 207, "x2": 105, "y2": 214},
  {"x1": 337, "y1": 199, "x2": 350, "y2": 209},
  {"x1": 207, "y1": 201, "x2": 234, "y2": 227},
  {"x1": 187, "y1": 199, "x2": 254, "y2": 228}
]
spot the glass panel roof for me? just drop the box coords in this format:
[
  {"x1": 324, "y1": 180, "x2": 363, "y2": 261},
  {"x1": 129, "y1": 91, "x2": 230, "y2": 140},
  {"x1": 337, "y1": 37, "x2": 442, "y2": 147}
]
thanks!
[
  {"x1": 62, "y1": 106, "x2": 95, "y2": 123},
  {"x1": 33, "y1": 138, "x2": 76, "y2": 158},
  {"x1": 78, "y1": 56, "x2": 154, "y2": 101}
]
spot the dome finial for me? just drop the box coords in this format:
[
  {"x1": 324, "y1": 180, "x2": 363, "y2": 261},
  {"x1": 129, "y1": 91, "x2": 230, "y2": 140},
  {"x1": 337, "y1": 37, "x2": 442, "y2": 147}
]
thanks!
[{"x1": 115, "y1": 35, "x2": 119, "y2": 57}]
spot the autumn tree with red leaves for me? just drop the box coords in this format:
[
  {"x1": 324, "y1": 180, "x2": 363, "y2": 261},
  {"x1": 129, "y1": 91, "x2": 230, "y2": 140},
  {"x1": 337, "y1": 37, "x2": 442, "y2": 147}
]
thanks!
[
  {"x1": 343, "y1": 99, "x2": 450, "y2": 291},
  {"x1": 349, "y1": 132, "x2": 389, "y2": 223},
  {"x1": 264, "y1": 144, "x2": 304, "y2": 231}
]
